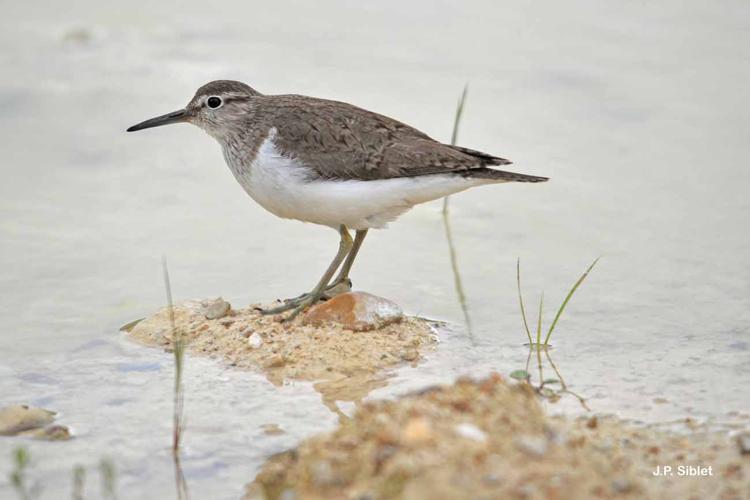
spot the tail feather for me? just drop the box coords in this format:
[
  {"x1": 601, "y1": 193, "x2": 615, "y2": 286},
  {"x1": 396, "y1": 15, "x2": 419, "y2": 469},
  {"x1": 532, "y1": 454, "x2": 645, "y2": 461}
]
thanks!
[
  {"x1": 464, "y1": 167, "x2": 549, "y2": 183},
  {"x1": 449, "y1": 145, "x2": 512, "y2": 166}
]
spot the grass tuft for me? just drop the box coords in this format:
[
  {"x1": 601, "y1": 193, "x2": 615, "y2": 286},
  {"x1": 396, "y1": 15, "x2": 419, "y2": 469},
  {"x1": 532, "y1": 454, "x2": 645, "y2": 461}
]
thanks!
[{"x1": 516, "y1": 258, "x2": 599, "y2": 347}]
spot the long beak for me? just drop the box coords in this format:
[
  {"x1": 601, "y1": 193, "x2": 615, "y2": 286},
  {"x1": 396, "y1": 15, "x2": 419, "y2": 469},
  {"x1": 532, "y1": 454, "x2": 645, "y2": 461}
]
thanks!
[{"x1": 127, "y1": 109, "x2": 188, "y2": 132}]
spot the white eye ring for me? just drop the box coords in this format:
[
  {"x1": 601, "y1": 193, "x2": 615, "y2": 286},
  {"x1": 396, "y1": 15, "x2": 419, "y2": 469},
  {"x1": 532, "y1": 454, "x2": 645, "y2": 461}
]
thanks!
[{"x1": 206, "y1": 96, "x2": 223, "y2": 109}]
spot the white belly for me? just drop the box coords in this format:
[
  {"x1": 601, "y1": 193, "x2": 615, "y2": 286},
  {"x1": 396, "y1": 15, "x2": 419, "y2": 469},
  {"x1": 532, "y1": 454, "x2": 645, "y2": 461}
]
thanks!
[{"x1": 224, "y1": 128, "x2": 489, "y2": 230}]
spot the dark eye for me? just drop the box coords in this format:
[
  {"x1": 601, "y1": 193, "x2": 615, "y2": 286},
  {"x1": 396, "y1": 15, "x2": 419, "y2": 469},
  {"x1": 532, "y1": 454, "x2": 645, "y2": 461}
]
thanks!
[{"x1": 207, "y1": 96, "x2": 222, "y2": 109}]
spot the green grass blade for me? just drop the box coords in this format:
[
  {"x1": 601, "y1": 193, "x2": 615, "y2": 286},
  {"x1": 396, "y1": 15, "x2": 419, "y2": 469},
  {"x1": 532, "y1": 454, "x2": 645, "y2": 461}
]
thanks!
[
  {"x1": 451, "y1": 84, "x2": 468, "y2": 146},
  {"x1": 543, "y1": 257, "x2": 599, "y2": 345},
  {"x1": 536, "y1": 291, "x2": 544, "y2": 346},
  {"x1": 442, "y1": 84, "x2": 468, "y2": 216},
  {"x1": 516, "y1": 259, "x2": 533, "y2": 345}
]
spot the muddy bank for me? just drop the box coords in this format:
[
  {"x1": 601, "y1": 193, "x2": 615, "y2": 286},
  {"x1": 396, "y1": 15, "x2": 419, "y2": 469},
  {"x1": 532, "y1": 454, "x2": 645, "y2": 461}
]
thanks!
[
  {"x1": 245, "y1": 374, "x2": 749, "y2": 500},
  {"x1": 122, "y1": 296, "x2": 438, "y2": 413}
]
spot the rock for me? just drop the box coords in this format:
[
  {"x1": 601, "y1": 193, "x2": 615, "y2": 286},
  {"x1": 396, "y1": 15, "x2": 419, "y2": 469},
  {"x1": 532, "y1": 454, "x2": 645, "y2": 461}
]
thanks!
[
  {"x1": 204, "y1": 298, "x2": 231, "y2": 320},
  {"x1": 0, "y1": 405, "x2": 55, "y2": 435},
  {"x1": 21, "y1": 424, "x2": 73, "y2": 441},
  {"x1": 400, "y1": 348, "x2": 419, "y2": 362},
  {"x1": 248, "y1": 332, "x2": 264, "y2": 349},
  {"x1": 515, "y1": 435, "x2": 548, "y2": 457},
  {"x1": 261, "y1": 423, "x2": 285, "y2": 436},
  {"x1": 303, "y1": 292, "x2": 403, "y2": 332},
  {"x1": 401, "y1": 417, "x2": 433, "y2": 446},
  {"x1": 737, "y1": 433, "x2": 750, "y2": 455},
  {"x1": 454, "y1": 423, "x2": 487, "y2": 443}
]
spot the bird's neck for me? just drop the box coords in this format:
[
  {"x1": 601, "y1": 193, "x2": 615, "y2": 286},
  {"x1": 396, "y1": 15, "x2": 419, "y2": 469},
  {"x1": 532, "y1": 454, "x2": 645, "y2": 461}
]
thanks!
[{"x1": 218, "y1": 124, "x2": 271, "y2": 171}]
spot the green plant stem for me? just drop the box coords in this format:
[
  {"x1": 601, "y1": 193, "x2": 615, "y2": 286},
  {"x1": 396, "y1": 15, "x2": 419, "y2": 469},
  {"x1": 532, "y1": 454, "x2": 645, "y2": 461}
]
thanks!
[
  {"x1": 536, "y1": 292, "x2": 544, "y2": 346},
  {"x1": 516, "y1": 259, "x2": 533, "y2": 345},
  {"x1": 543, "y1": 257, "x2": 599, "y2": 345}
]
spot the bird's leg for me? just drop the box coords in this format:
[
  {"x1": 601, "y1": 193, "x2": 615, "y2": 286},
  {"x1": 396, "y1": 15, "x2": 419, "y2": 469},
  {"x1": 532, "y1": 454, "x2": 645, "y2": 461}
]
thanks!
[
  {"x1": 261, "y1": 225, "x2": 354, "y2": 319},
  {"x1": 322, "y1": 229, "x2": 368, "y2": 297}
]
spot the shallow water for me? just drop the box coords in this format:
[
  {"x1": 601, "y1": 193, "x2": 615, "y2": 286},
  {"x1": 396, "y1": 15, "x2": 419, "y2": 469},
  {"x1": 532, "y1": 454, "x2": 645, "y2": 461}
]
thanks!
[{"x1": 1, "y1": 0, "x2": 749, "y2": 498}]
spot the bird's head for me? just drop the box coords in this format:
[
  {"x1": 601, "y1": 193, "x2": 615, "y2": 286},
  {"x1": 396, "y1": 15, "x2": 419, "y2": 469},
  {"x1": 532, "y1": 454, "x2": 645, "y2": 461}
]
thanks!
[{"x1": 127, "y1": 80, "x2": 261, "y2": 139}]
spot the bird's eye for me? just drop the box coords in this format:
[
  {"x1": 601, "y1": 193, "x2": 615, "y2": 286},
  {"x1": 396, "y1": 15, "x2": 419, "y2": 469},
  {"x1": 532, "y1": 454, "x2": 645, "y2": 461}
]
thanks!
[{"x1": 206, "y1": 96, "x2": 223, "y2": 109}]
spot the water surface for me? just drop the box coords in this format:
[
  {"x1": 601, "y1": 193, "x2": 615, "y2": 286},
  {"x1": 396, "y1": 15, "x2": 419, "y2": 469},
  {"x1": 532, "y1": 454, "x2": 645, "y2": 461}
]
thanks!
[{"x1": 1, "y1": 1, "x2": 749, "y2": 498}]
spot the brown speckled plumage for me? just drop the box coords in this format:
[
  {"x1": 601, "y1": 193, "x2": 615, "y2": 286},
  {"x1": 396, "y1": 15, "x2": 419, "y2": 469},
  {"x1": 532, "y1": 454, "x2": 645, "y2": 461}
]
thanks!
[{"x1": 186, "y1": 81, "x2": 548, "y2": 183}]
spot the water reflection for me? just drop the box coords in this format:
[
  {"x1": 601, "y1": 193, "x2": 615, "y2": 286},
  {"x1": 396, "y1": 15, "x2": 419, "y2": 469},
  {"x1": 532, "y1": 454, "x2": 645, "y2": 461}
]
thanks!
[
  {"x1": 314, "y1": 374, "x2": 391, "y2": 421},
  {"x1": 441, "y1": 85, "x2": 475, "y2": 343},
  {"x1": 523, "y1": 345, "x2": 589, "y2": 411}
]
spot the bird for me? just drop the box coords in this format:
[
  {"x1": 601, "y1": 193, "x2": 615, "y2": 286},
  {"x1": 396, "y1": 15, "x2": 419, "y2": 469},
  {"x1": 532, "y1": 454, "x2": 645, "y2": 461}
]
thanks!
[{"x1": 127, "y1": 80, "x2": 548, "y2": 320}]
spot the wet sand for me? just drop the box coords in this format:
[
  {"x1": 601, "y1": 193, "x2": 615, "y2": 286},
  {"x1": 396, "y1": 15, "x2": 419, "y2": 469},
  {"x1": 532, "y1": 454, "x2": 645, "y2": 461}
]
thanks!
[
  {"x1": 245, "y1": 374, "x2": 749, "y2": 500},
  {"x1": 123, "y1": 298, "x2": 438, "y2": 416}
]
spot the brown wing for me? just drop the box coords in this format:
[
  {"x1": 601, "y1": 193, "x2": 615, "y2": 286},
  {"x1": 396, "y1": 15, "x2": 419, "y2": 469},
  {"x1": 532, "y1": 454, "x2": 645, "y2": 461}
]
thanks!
[{"x1": 258, "y1": 95, "x2": 545, "y2": 182}]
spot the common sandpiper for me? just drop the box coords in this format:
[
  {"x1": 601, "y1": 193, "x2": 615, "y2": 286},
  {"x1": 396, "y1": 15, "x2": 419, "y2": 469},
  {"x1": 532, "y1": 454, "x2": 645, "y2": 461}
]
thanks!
[{"x1": 127, "y1": 80, "x2": 548, "y2": 319}]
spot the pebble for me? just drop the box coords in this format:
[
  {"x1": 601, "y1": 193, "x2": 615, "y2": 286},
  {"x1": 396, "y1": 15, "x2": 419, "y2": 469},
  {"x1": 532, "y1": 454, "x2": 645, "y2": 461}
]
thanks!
[
  {"x1": 736, "y1": 433, "x2": 750, "y2": 455},
  {"x1": 22, "y1": 424, "x2": 73, "y2": 441},
  {"x1": 400, "y1": 348, "x2": 419, "y2": 362},
  {"x1": 303, "y1": 292, "x2": 403, "y2": 332},
  {"x1": 261, "y1": 423, "x2": 285, "y2": 435},
  {"x1": 0, "y1": 405, "x2": 56, "y2": 435},
  {"x1": 515, "y1": 435, "x2": 548, "y2": 457},
  {"x1": 248, "y1": 332, "x2": 264, "y2": 349},
  {"x1": 454, "y1": 423, "x2": 487, "y2": 443},
  {"x1": 204, "y1": 298, "x2": 231, "y2": 320},
  {"x1": 401, "y1": 417, "x2": 433, "y2": 446}
]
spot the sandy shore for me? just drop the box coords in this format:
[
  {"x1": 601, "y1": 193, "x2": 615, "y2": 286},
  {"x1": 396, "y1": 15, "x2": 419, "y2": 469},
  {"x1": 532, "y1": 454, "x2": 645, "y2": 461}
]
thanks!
[{"x1": 244, "y1": 374, "x2": 749, "y2": 500}]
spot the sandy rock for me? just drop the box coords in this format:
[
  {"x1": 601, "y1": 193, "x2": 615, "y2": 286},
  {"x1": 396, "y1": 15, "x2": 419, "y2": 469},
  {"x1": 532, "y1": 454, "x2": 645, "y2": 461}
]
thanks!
[
  {"x1": 303, "y1": 292, "x2": 403, "y2": 331},
  {"x1": 204, "y1": 297, "x2": 231, "y2": 320},
  {"x1": 0, "y1": 405, "x2": 55, "y2": 435},
  {"x1": 124, "y1": 299, "x2": 436, "y2": 417}
]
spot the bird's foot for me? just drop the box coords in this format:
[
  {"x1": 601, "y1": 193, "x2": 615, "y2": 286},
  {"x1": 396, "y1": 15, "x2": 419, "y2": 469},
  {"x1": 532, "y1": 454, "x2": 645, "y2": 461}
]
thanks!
[
  {"x1": 259, "y1": 294, "x2": 318, "y2": 321},
  {"x1": 278, "y1": 278, "x2": 353, "y2": 307},
  {"x1": 259, "y1": 279, "x2": 352, "y2": 321}
]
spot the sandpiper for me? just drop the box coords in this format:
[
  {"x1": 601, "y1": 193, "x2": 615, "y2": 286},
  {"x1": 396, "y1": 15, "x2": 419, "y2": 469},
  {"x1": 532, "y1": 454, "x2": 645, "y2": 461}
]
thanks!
[{"x1": 127, "y1": 80, "x2": 548, "y2": 319}]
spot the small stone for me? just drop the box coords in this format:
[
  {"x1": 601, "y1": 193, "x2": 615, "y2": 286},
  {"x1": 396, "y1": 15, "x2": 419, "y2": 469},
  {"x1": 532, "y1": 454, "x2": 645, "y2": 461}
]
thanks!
[
  {"x1": 586, "y1": 416, "x2": 598, "y2": 429},
  {"x1": 204, "y1": 298, "x2": 231, "y2": 320},
  {"x1": 454, "y1": 423, "x2": 487, "y2": 443},
  {"x1": 0, "y1": 405, "x2": 56, "y2": 435},
  {"x1": 248, "y1": 332, "x2": 264, "y2": 349},
  {"x1": 265, "y1": 355, "x2": 286, "y2": 368},
  {"x1": 736, "y1": 433, "x2": 750, "y2": 455},
  {"x1": 515, "y1": 435, "x2": 548, "y2": 457},
  {"x1": 261, "y1": 423, "x2": 284, "y2": 435},
  {"x1": 401, "y1": 417, "x2": 433, "y2": 446},
  {"x1": 400, "y1": 348, "x2": 419, "y2": 362},
  {"x1": 241, "y1": 328, "x2": 255, "y2": 338},
  {"x1": 21, "y1": 424, "x2": 73, "y2": 441},
  {"x1": 303, "y1": 292, "x2": 403, "y2": 332}
]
